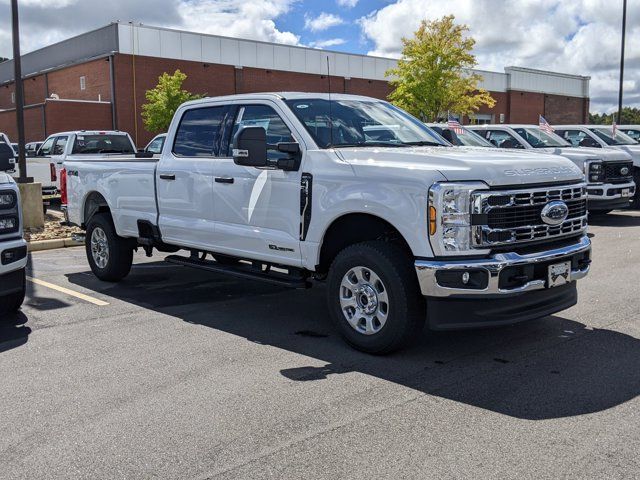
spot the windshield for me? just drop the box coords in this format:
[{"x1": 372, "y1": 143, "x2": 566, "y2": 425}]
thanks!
[
  {"x1": 72, "y1": 134, "x2": 136, "y2": 154},
  {"x1": 431, "y1": 126, "x2": 492, "y2": 147},
  {"x1": 284, "y1": 98, "x2": 446, "y2": 148},
  {"x1": 513, "y1": 127, "x2": 570, "y2": 148},
  {"x1": 588, "y1": 127, "x2": 638, "y2": 146}
]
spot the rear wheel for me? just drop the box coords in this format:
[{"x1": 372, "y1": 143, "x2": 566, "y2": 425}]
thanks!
[
  {"x1": 327, "y1": 241, "x2": 425, "y2": 354},
  {"x1": 0, "y1": 268, "x2": 26, "y2": 316},
  {"x1": 85, "y1": 213, "x2": 133, "y2": 282}
]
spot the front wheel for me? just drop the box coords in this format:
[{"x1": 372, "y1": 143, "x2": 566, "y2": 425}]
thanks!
[
  {"x1": 327, "y1": 241, "x2": 425, "y2": 354},
  {"x1": 0, "y1": 268, "x2": 26, "y2": 315},
  {"x1": 85, "y1": 213, "x2": 133, "y2": 282}
]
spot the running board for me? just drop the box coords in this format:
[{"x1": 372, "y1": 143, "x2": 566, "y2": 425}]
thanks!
[{"x1": 165, "y1": 254, "x2": 311, "y2": 289}]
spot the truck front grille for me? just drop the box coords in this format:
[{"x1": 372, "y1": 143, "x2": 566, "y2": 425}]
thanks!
[
  {"x1": 471, "y1": 183, "x2": 588, "y2": 248},
  {"x1": 604, "y1": 161, "x2": 634, "y2": 183}
]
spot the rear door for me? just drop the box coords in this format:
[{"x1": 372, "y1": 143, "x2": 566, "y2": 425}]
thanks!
[
  {"x1": 210, "y1": 102, "x2": 305, "y2": 266},
  {"x1": 156, "y1": 104, "x2": 230, "y2": 250}
]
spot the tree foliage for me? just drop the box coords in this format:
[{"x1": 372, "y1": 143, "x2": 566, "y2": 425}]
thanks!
[
  {"x1": 590, "y1": 107, "x2": 640, "y2": 125},
  {"x1": 386, "y1": 15, "x2": 495, "y2": 121},
  {"x1": 142, "y1": 70, "x2": 203, "y2": 133}
]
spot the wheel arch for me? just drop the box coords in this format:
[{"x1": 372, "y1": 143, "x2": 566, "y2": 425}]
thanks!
[
  {"x1": 316, "y1": 212, "x2": 413, "y2": 274},
  {"x1": 81, "y1": 191, "x2": 111, "y2": 228}
]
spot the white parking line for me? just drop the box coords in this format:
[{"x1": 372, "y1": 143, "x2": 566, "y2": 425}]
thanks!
[{"x1": 26, "y1": 277, "x2": 109, "y2": 306}]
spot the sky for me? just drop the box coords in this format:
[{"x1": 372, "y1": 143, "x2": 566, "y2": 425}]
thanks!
[{"x1": 0, "y1": 0, "x2": 637, "y2": 113}]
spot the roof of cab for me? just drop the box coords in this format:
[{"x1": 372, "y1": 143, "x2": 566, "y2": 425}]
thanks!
[{"x1": 180, "y1": 92, "x2": 385, "y2": 108}]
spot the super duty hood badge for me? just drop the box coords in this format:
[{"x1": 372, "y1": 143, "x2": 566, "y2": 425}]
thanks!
[{"x1": 504, "y1": 166, "x2": 578, "y2": 177}]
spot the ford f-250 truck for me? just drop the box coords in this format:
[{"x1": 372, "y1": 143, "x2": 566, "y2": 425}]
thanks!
[
  {"x1": 64, "y1": 93, "x2": 592, "y2": 353},
  {"x1": 0, "y1": 143, "x2": 27, "y2": 315},
  {"x1": 469, "y1": 125, "x2": 636, "y2": 213}
]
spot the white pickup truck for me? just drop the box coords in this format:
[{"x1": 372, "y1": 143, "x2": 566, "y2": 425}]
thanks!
[
  {"x1": 553, "y1": 125, "x2": 640, "y2": 208},
  {"x1": 0, "y1": 143, "x2": 27, "y2": 315},
  {"x1": 469, "y1": 124, "x2": 636, "y2": 213},
  {"x1": 64, "y1": 93, "x2": 592, "y2": 353}
]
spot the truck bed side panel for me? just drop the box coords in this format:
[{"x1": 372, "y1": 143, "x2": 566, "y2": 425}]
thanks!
[{"x1": 66, "y1": 159, "x2": 158, "y2": 237}]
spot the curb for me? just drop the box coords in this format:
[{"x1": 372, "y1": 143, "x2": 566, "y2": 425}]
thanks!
[{"x1": 28, "y1": 238, "x2": 83, "y2": 252}]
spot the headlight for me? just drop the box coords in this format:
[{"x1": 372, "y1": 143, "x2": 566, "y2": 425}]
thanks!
[
  {"x1": 0, "y1": 191, "x2": 16, "y2": 209},
  {"x1": 0, "y1": 216, "x2": 18, "y2": 233},
  {"x1": 585, "y1": 161, "x2": 604, "y2": 183},
  {"x1": 428, "y1": 182, "x2": 488, "y2": 256}
]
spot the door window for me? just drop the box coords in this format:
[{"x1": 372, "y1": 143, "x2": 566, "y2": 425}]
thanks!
[
  {"x1": 39, "y1": 137, "x2": 55, "y2": 156},
  {"x1": 227, "y1": 105, "x2": 294, "y2": 159},
  {"x1": 173, "y1": 106, "x2": 228, "y2": 157},
  {"x1": 485, "y1": 130, "x2": 523, "y2": 149},
  {"x1": 556, "y1": 129, "x2": 598, "y2": 148},
  {"x1": 146, "y1": 136, "x2": 165, "y2": 154},
  {"x1": 623, "y1": 129, "x2": 640, "y2": 141},
  {"x1": 52, "y1": 136, "x2": 68, "y2": 155}
]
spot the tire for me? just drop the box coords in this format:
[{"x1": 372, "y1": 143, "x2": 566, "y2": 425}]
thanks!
[
  {"x1": 85, "y1": 213, "x2": 133, "y2": 282},
  {"x1": 0, "y1": 268, "x2": 26, "y2": 315},
  {"x1": 327, "y1": 241, "x2": 425, "y2": 354},
  {"x1": 632, "y1": 168, "x2": 640, "y2": 209}
]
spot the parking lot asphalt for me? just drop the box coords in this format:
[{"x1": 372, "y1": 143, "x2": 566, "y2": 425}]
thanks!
[{"x1": 1, "y1": 211, "x2": 639, "y2": 479}]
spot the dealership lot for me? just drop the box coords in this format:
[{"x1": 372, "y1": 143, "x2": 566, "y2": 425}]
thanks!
[{"x1": 0, "y1": 212, "x2": 639, "y2": 479}]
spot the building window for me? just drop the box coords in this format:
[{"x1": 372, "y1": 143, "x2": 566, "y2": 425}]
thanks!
[
  {"x1": 11, "y1": 92, "x2": 15, "y2": 104},
  {"x1": 80, "y1": 76, "x2": 86, "y2": 91}
]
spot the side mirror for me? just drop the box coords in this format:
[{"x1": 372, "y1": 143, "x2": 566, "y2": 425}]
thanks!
[
  {"x1": 233, "y1": 127, "x2": 267, "y2": 168},
  {"x1": 0, "y1": 143, "x2": 15, "y2": 172}
]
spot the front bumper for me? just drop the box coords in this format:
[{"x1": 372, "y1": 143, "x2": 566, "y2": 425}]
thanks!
[
  {"x1": 587, "y1": 181, "x2": 635, "y2": 210},
  {"x1": 0, "y1": 237, "x2": 27, "y2": 296},
  {"x1": 415, "y1": 235, "x2": 591, "y2": 297}
]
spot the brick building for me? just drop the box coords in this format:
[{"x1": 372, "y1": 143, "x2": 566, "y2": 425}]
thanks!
[{"x1": 0, "y1": 23, "x2": 591, "y2": 147}]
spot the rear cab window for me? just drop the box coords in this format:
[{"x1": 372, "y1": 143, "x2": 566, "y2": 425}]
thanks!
[
  {"x1": 72, "y1": 134, "x2": 135, "y2": 154},
  {"x1": 172, "y1": 106, "x2": 229, "y2": 157}
]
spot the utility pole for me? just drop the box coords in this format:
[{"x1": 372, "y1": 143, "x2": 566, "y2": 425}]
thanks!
[
  {"x1": 11, "y1": 0, "x2": 30, "y2": 182},
  {"x1": 617, "y1": 0, "x2": 627, "y2": 124}
]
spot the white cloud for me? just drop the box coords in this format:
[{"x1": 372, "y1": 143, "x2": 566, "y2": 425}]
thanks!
[
  {"x1": 359, "y1": 0, "x2": 640, "y2": 112},
  {"x1": 336, "y1": 0, "x2": 358, "y2": 8},
  {"x1": 309, "y1": 38, "x2": 346, "y2": 48},
  {"x1": 304, "y1": 12, "x2": 344, "y2": 32}
]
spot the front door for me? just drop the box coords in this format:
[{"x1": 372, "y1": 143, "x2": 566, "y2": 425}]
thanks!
[
  {"x1": 212, "y1": 103, "x2": 304, "y2": 266},
  {"x1": 157, "y1": 105, "x2": 229, "y2": 250}
]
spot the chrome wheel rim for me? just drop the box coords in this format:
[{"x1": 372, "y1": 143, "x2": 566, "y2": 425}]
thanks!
[
  {"x1": 339, "y1": 266, "x2": 389, "y2": 335},
  {"x1": 90, "y1": 227, "x2": 109, "y2": 269}
]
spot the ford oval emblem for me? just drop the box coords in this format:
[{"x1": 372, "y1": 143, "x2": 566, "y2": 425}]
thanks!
[
  {"x1": 620, "y1": 166, "x2": 630, "y2": 176},
  {"x1": 541, "y1": 201, "x2": 569, "y2": 226}
]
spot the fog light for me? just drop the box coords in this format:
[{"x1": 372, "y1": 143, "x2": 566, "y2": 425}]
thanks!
[
  {"x1": 0, "y1": 216, "x2": 17, "y2": 232},
  {"x1": 462, "y1": 272, "x2": 470, "y2": 284}
]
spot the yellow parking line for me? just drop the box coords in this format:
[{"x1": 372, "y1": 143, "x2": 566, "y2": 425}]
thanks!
[{"x1": 26, "y1": 277, "x2": 109, "y2": 306}]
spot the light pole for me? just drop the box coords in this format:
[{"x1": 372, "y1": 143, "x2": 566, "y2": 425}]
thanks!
[
  {"x1": 10, "y1": 0, "x2": 30, "y2": 183},
  {"x1": 617, "y1": 0, "x2": 627, "y2": 124}
]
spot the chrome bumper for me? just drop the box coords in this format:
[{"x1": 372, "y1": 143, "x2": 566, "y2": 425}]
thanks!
[
  {"x1": 587, "y1": 181, "x2": 635, "y2": 200},
  {"x1": 415, "y1": 235, "x2": 591, "y2": 297}
]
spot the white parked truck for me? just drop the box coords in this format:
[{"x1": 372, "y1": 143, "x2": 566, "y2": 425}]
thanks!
[
  {"x1": 470, "y1": 124, "x2": 636, "y2": 212},
  {"x1": 553, "y1": 125, "x2": 640, "y2": 208},
  {"x1": 63, "y1": 93, "x2": 592, "y2": 353},
  {"x1": 0, "y1": 143, "x2": 27, "y2": 315}
]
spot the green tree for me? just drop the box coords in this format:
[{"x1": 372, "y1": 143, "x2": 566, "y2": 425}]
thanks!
[
  {"x1": 590, "y1": 108, "x2": 640, "y2": 125},
  {"x1": 386, "y1": 15, "x2": 495, "y2": 121},
  {"x1": 142, "y1": 70, "x2": 203, "y2": 133}
]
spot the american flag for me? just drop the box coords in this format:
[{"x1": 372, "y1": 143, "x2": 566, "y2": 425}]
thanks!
[
  {"x1": 447, "y1": 114, "x2": 464, "y2": 135},
  {"x1": 612, "y1": 121, "x2": 617, "y2": 138},
  {"x1": 539, "y1": 115, "x2": 554, "y2": 134}
]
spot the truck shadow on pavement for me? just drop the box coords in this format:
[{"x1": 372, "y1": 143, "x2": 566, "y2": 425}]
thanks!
[
  {"x1": 588, "y1": 211, "x2": 640, "y2": 227},
  {"x1": 0, "y1": 312, "x2": 31, "y2": 354},
  {"x1": 66, "y1": 261, "x2": 640, "y2": 421}
]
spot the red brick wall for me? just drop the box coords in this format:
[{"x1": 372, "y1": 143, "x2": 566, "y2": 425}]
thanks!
[
  {"x1": 0, "y1": 104, "x2": 45, "y2": 143},
  {"x1": 346, "y1": 78, "x2": 392, "y2": 99},
  {"x1": 544, "y1": 94, "x2": 589, "y2": 124},
  {"x1": 507, "y1": 90, "x2": 545, "y2": 124},
  {"x1": 44, "y1": 100, "x2": 112, "y2": 134},
  {"x1": 47, "y1": 58, "x2": 112, "y2": 103}
]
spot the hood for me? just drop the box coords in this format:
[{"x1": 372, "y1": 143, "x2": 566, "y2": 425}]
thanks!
[
  {"x1": 536, "y1": 146, "x2": 632, "y2": 163},
  {"x1": 336, "y1": 146, "x2": 583, "y2": 187},
  {"x1": 0, "y1": 172, "x2": 15, "y2": 185},
  {"x1": 613, "y1": 144, "x2": 640, "y2": 165}
]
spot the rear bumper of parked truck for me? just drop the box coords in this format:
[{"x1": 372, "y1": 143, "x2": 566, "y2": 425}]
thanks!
[{"x1": 415, "y1": 235, "x2": 591, "y2": 329}]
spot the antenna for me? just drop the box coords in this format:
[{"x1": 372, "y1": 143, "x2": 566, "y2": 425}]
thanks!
[{"x1": 326, "y1": 56, "x2": 334, "y2": 148}]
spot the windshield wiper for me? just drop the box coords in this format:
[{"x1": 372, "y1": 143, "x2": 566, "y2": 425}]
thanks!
[{"x1": 403, "y1": 141, "x2": 444, "y2": 147}]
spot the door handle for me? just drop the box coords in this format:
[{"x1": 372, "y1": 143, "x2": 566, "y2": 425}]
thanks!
[
  {"x1": 159, "y1": 173, "x2": 175, "y2": 180},
  {"x1": 215, "y1": 177, "x2": 234, "y2": 184}
]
